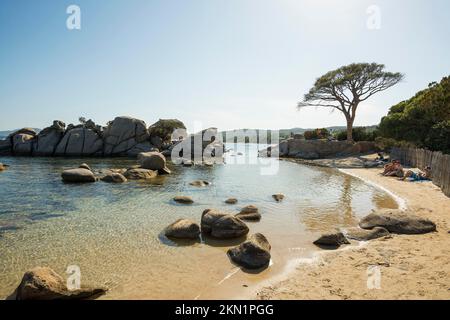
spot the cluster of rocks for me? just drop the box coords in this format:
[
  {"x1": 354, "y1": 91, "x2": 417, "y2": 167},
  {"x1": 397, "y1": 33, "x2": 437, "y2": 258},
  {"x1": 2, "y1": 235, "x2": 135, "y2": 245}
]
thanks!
[
  {"x1": 163, "y1": 194, "x2": 285, "y2": 270},
  {"x1": 312, "y1": 209, "x2": 437, "y2": 249},
  {"x1": 61, "y1": 151, "x2": 172, "y2": 183},
  {"x1": 0, "y1": 117, "x2": 188, "y2": 157}
]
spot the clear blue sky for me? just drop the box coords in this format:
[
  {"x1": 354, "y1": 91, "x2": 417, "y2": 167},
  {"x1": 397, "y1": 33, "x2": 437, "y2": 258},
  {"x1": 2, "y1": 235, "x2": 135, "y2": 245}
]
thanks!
[{"x1": 1, "y1": 0, "x2": 449, "y2": 132}]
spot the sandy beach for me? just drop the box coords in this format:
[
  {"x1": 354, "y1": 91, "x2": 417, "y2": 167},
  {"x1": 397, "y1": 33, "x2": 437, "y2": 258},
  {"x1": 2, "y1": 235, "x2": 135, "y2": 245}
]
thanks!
[{"x1": 256, "y1": 167, "x2": 450, "y2": 300}]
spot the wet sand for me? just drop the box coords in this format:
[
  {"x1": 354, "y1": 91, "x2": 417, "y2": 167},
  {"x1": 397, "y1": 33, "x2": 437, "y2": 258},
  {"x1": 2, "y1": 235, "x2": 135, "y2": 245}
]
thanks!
[{"x1": 256, "y1": 168, "x2": 450, "y2": 300}]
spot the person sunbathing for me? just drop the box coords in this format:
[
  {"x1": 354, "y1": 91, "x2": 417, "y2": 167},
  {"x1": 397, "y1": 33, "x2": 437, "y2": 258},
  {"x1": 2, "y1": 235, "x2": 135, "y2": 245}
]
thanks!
[
  {"x1": 382, "y1": 160, "x2": 404, "y2": 177},
  {"x1": 400, "y1": 166, "x2": 432, "y2": 181}
]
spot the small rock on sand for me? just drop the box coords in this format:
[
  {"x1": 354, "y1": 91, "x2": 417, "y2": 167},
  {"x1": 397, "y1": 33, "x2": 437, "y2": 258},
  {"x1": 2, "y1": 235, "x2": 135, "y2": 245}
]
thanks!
[
  {"x1": 313, "y1": 232, "x2": 350, "y2": 248},
  {"x1": 359, "y1": 210, "x2": 436, "y2": 234},
  {"x1": 9, "y1": 267, "x2": 106, "y2": 300}
]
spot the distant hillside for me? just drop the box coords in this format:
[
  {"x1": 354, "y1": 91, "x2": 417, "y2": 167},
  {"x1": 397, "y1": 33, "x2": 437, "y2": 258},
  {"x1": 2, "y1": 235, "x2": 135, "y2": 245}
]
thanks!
[{"x1": 221, "y1": 126, "x2": 377, "y2": 142}]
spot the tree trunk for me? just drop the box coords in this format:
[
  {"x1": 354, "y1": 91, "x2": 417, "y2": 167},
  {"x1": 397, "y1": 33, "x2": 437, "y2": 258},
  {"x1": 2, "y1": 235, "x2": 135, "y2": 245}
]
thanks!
[{"x1": 346, "y1": 118, "x2": 354, "y2": 142}]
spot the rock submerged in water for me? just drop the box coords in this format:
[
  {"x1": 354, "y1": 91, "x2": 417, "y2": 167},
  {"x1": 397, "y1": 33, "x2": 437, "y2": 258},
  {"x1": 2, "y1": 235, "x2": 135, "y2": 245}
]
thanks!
[
  {"x1": 346, "y1": 226, "x2": 390, "y2": 241},
  {"x1": 228, "y1": 233, "x2": 271, "y2": 269},
  {"x1": 0, "y1": 163, "x2": 6, "y2": 171},
  {"x1": 225, "y1": 198, "x2": 238, "y2": 204},
  {"x1": 313, "y1": 232, "x2": 350, "y2": 248},
  {"x1": 359, "y1": 210, "x2": 437, "y2": 234},
  {"x1": 165, "y1": 219, "x2": 200, "y2": 239},
  {"x1": 272, "y1": 194, "x2": 285, "y2": 202},
  {"x1": 101, "y1": 172, "x2": 127, "y2": 183},
  {"x1": 61, "y1": 168, "x2": 96, "y2": 183},
  {"x1": 189, "y1": 180, "x2": 210, "y2": 187},
  {"x1": 235, "y1": 205, "x2": 261, "y2": 221},
  {"x1": 123, "y1": 168, "x2": 157, "y2": 180},
  {"x1": 201, "y1": 209, "x2": 249, "y2": 239},
  {"x1": 9, "y1": 267, "x2": 106, "y2": 300},
  {"x1": 173, "y1": 196, "x2": 194, "y2": 204}
]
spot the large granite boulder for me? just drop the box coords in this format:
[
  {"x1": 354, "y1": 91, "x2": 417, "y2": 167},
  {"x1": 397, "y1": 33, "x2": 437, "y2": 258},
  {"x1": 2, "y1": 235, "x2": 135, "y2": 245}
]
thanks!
[
  {"x1": 164, "y1": 219, "x2": 200, "y2": 239},
  {"x1": 103, "y1": 116, "x2": 149, "y2": 156},
  {"x1": 228, "y1": 233, "x2": 271, "y2": 269},
  {"x1": 54, "y1": 127, "x2": 103, "y2": 156},
  {"x1": 61, "y1": 168, "x2": 97, "y2": 183},
  {"x1": 148, "y1": 119, "x2": 186, "y2": 143},
  {"x1": 359, "y1": 210, "x2": 437, "y2": 234},
  {"x1": 9, "y1": 267, "x2": 106, "y2": 300},
  {"x1": 201, "y1": 209, "x2": 249, "y2": 238},
  {"x1": 33, "y1": 121, "x2": 66, "y2": 156},
  {"x1": 138, "y1": 151, "x2": 167, "y2": 170}
]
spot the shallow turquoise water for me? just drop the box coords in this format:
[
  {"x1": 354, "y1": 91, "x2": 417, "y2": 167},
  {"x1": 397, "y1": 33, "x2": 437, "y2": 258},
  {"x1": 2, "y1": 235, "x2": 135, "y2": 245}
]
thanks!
[{"x1": 0, "y1": 144, "x2": 397, "y2": 299}]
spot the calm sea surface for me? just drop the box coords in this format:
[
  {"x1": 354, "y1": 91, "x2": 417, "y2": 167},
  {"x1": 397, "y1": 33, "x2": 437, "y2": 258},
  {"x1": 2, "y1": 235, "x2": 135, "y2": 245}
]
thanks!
[{"x1": 0, "y1": 144, "x2": 397, "y2": 299}]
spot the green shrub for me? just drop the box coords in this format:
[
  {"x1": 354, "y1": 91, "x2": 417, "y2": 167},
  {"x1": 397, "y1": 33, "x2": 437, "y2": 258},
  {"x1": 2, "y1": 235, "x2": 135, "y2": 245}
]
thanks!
[{"x1": 304, "y1": 128, "x2": 330, "y2": 140}]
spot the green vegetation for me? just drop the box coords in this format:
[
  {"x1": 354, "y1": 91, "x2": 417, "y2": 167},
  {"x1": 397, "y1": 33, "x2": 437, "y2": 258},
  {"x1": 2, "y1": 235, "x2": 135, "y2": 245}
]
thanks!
[
  {"x1": 378, "y1": 76, "x2": 450, "y2": 153},
  {"x1": 148, "y1": 119, "x2": 186, "y2": 142},
  {"x1": 298, "y1": 63, "x2": 403, "y2": 141},
  {"x1": 334, "y1": 126, "x2": 378, "y2": 142},
  {"x1": 304, "y1": 128, "x2": 330, "y2": 140}
]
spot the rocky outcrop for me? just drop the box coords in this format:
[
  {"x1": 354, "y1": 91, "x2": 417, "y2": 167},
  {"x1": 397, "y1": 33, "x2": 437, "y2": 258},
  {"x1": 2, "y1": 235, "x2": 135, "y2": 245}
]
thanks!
[
  {"x1": 228, "y1": 233, "x2": 271, "y2": 269},
  {"x1": 164, "y1": 219, "x2": 200, "y2": 239},
  {"x1": 54, "y1": 127, "x2": 103, "y2": 156},
  {"x1": 235, "y1": 205, "x2": 261, "y2": 221},
  {"x1": 103, "y1": 116, "x2": 149, "y2": 156},
  {"x1": 346, "y1": 227, "x2": 390, "y2": 241},
  {"x1": 313, "y1": 232, "x2": 350, "y2": 248},
  {"x1": 359, "y1": 210, "x2": 437, "y2": 234},
  {"x1": 9, "y1": 267, "x2": 106, "y2": 300},
  {"x1": 123, "y1": 168, "x2": 157, "y2": 180},
  {"x1": 261, "y1": 139, "x2": 377, "y2": 159},
  {"x1": 33, "y1": 121, "x2": 66, "y2": 156},
  {"x1": 201, "y1": 209, "x2": 249, "y2": 238},
  {"x1": 3, "y1": 117, "x2": 188, "y2": 158},
  {"x1": 173, "y1": 196, "x2": 194, "y2": 204},
  {"x1": 61, "y1": 168, "x2": 97, "y2": 183}
]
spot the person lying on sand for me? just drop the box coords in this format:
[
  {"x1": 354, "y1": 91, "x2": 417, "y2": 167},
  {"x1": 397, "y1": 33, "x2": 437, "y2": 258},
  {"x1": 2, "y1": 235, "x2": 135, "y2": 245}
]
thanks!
[
  {"x1": 381, "y1": 160, "x2": 404, "y2": 177},
  {"x1": 399, "y1": 166, "x2": 432, "y2": 181}
]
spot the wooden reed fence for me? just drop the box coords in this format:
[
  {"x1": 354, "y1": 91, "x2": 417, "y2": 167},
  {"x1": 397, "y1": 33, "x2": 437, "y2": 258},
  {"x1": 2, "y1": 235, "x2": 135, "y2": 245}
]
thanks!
[{"x1": 390, "y1": 147, "x2": 450, "y2": 197}]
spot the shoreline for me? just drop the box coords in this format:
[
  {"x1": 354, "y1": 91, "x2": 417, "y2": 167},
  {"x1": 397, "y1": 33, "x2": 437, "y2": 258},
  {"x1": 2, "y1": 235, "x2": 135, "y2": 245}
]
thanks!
[{"x1": 255, "y1": 167, "x2": 450, "y2": 300}]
